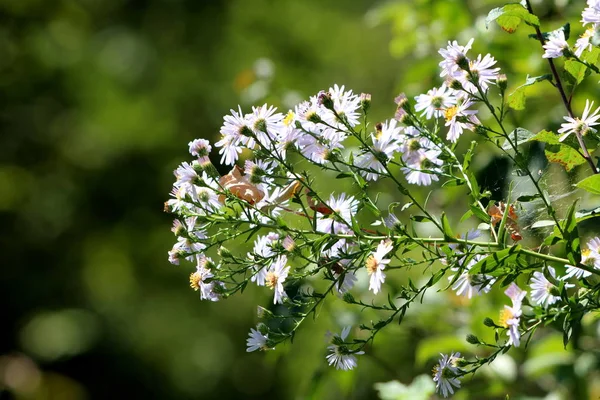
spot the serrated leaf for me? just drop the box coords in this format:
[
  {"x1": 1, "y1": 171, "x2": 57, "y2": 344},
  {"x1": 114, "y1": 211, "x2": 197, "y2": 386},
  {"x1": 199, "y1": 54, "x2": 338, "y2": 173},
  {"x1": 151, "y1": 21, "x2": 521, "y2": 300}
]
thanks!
[
  {"x1": 529, "y1": 130, "x2": 587, "y2": 171},
  {"x1": 486, "y1": 4, "x2": 540, "y2": 32},
  {"x1": 575, "y1": 174, "x2": 600, "y2": 195}
]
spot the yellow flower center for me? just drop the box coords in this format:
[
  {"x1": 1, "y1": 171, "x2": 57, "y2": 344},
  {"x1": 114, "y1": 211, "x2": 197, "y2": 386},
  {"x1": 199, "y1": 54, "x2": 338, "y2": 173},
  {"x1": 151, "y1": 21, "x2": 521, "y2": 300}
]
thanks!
[
  {"x1": 499, "y1": 309, "x2": 513, "y2": 328},
  {"x1": 266, "y1": 272, "x2": 278, "y2": 289},
  {"x1": 366, "y1": 256, "x2": 378, "y2": 274},
  {"x1": 444, "y1": 105, "x2": 459, "y2": 122},
  {"x1": 582, "y1": 249, "x2": 596, "y2": 266},
  {"x1": 283, "y1": 111, "x2": 295, "y2": 126},
  {"x1": 189, "y1": 272, "x2": 202, "y2": 290}
]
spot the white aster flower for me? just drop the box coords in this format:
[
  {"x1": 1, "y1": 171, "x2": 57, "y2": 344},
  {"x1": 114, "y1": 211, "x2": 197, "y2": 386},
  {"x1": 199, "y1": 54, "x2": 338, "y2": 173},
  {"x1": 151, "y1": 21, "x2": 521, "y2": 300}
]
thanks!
[
  {"x1": 188, "y1": 138, "x2": 212, "y2": 163},
  {"x1": 316, "y1": 193, "x2": 359, "y2": 234},
  {"x1": 542, "y1": 30, "x2": 570, "y2": 59},
  {"x1": 432, "y1": 352, "x2": 462, "y2": 398},
  {"x1": 247, "y1": 104, "x2": 283, "y2": 147},
  {"x1": 449, "y1": 254, "x2": 496, "y2": 298},
  {"x1": 401, "y1": 149, "x2": 444, "y2": 186},
  {"x1": 575, "y1": 27, "x2": 596, "y2": 57},
  {"x1": 355, "y1": 119, "x2": 403, "y2": 181},
  {"x1": 189, "y1": 255, "x2": 222, "y2": 302},
  {"x1": 460, "y1": 53, "x2": 501, "y2": 93},
  {"x1": 439, "y1": 38, "x2": 474, "y2": 78},
  {"x1": 173, "y1": 161, "x2": 198, "y2": 187},
  {"x1": 500, "y1": 283, "x2": 527, "y2": 347},
  {"x1": 443, "y1": 100, "x2": 480, "y2": 142},
  {"x1": 249, "y1": 233, "x2": 280, "y2": 286},
  {"x1": 324, "y1": 84, "x2": 361, "y2": 128},
  {"x1": 399, "y1": 133, "x2": 434, "y2": 165},
  {"x1": 557, "y1": 99, "x2": 600, "y2": 142},
  {"x1": 366, "y1": 239, "x2": 393, "y2": 294},
  {"x1": 326, "y1": 327, "x2": 364, "y2": 370},
  {"x1": 529, "y1": 266, "x2": 572, "y2": 307},
  {"x1": 246, "y1": 327, "x2": 271, "y2": 352},
  {"x1": 563, "y1": 238, "x2": 600, "y2": 279},
  {"x1": 265, "y1": 255, "x2": 290, "y2": 304},
  {"x1": 195, "y1": 172, "x2": 221, "y2": 212},
  {"x1": 582, "y1": 1, "x2": 600, "y2": 26},
  {"x1": 414, "y1": 86, "x2": 457, "y2": 119},
  {"x1": 215, "y1": 106, "x2": 251, "y2": 165}
]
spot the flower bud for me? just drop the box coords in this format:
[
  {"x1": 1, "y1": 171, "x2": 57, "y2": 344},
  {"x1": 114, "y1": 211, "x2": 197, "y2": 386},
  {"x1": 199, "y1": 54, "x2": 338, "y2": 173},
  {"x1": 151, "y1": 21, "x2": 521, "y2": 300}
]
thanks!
[
  {"x1": 466, "y1": 334, "x2": 480, "y2": 344},
  {"x1": 317, "y1": 90, "x2": 335, "y2": 111},
  {"x1": 394, "y1": 93, "x2": 408, "y2": 108},
  {"x1": 496, "y1": 74, "x2": 508, "y2": 92},
  {"x1": 342, "y1": 292, "x2": 356, "y2": 304},
  {"x1": 360, "y1": 93, "x2": 371, "y2": 113},
  {"x1": 448, "y1": 79, "x2": 464, "y2": 91},
  {"x1": 218, "y1": 246, "x2": 233, "y2": 259},
  {"x1": 456, "y1": 55, "x2": 470, "y2": 71},
  {"x1": 483, "y1": 317, "x2": 496, "y2": 327}
]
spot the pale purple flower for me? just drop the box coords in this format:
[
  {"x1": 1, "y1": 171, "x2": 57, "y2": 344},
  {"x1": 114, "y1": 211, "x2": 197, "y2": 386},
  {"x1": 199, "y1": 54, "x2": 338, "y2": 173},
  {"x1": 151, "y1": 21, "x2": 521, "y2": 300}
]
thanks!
[
  {"x1": 449, "y1": 254, "x2": 496, "y2": 298},
  {"x1": 366, "y1": 240, "x2": 393, "y2": 294},
  {"x1": 432, "y1": 352, "x2": 462, "y2": 398},
  {"x1": 542, "y1": 30, "x2": 569, "y2": 59},
  {"x1": 500, "y1": 283, "x2": 527, "y2": 347},
  {"x1": 558, "y1": 99, "x2": 600, "y2": 142},
  {"x1": 326, "y1": 327, "x2": 364, "y2": 370},
  {"x1": 414, "y1": 86, "x2": 457, "y2": 119}
]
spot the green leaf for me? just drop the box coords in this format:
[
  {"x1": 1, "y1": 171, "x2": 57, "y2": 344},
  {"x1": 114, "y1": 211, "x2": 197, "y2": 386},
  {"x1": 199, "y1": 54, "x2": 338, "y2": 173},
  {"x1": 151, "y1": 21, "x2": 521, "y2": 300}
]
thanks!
[
  {"x1": 562, "y1": 200, "x2": 581, "y2": 265},
  {"x1": 469, "y1": 245, "x2": 522, "y2": 276},
  {"x1": 441, "y1": 212, "x2": 454, "y2": 240},
  {"x1": 517, "y1": 194, "x2": 541, "y2": 202},
  {"x1": 564, "y1": 59, "x2": 590, "y2": 85},
  {"x1": 576, "y1": 205, "x2": 600, "y2": 221},
  {"x1": 531, "y1": 220, "x2": 556, "y2": 228},
  {"x1": 529, "y1": 130, "x2": 587, "y2": 171},
  {"x1": 335, "y1": 172, "x2": 353, "y2": 179},
  {"x1": 502, "y1": 127, "x2": 534, "y2": 150},
  {"x1": 411, "y1": 215, "x2": 432, "y2": 223},
  {"x1": 460, "y1": 209, "x2": 474, "y2": 223},
  {"x1": 575, "y1": 174, "x2": 600, "y2": 195},
  {"x1": 486, "y1": 4, "x2": 540, "y2": 33},
  {"x1": 507, "y1": 74, "x2": 553, "y2": 110},
  {"x1": 470, "y1": 202, "x2": 491, "y2": 222}
]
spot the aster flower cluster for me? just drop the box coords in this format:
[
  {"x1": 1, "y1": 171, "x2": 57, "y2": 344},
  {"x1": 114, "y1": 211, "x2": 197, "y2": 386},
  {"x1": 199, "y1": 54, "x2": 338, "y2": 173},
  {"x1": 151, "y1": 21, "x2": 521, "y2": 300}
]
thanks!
[{"x1": 165, "y1": 3, "x2": 600, "y2": 396}]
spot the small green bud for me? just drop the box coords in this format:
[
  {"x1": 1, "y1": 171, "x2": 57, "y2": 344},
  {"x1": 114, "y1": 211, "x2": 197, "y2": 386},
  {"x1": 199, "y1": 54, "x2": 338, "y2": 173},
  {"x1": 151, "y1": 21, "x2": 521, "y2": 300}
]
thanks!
[
  {"x1": 483, "y1": 317, "x2": 496, "y2": 327},
  {"x1": 466, "y1": 334, "x2": 480, "y2": 344},
  {"x1": 360, "y1": 93, "x2": 371, "y2": 113},
  {"x1": 456, "y1": 55, "x2": 470, "y2": 71},
  {"x1": 497, "y1": 74, "x2": 508, "y2": 92},
  {"x1": 449, "y1": 79, "x2": 464, "y2": 91},
  {"x1": 342, "y1": 292, "x2": 356, "y2": 304}
]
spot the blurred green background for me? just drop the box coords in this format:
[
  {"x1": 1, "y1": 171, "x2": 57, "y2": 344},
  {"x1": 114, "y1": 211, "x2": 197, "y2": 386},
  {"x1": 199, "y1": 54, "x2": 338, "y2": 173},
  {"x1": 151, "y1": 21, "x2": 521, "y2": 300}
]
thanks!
[{"x1": 1, "y1": 0, "x2": 599, "y2": 399}]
